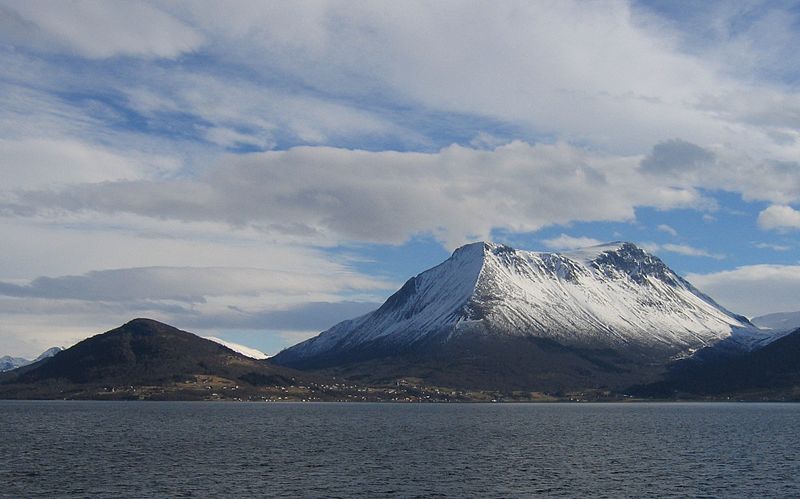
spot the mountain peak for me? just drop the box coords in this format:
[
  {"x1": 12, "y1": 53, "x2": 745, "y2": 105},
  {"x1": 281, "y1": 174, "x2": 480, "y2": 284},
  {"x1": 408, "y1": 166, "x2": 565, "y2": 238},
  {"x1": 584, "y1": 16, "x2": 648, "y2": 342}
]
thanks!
[
  {"x1": 450, "y1": 240, "x2": 495, "y2": 258},
  {"x1": 274, "y1": 240, "x2": 755, "y2": 370},
  {"x1": 451, "y1": 240, "x2": 669, "y2": 286},
  {"x1": 451, "y1": 240, "x2": 648, "y2": 260}
]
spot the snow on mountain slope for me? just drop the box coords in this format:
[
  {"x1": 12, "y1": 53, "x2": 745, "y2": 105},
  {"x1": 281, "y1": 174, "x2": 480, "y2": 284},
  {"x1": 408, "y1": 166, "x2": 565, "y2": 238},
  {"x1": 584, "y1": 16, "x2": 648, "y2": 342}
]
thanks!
[
  {"x1": 274, "y1": 241, "x2": 764, "y2": 365},
  {"x1": 204, "y1": 337, "x2": 269, "y2": 359},
  {"x1": 33, "y1": 347, "x2": 64, "y2": 362}
]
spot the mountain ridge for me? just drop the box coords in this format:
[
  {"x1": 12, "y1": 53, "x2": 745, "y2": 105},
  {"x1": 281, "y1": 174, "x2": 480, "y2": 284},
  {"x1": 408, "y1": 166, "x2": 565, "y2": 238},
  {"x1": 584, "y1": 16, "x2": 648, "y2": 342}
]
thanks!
[{"x1": 273, "y1": 241, "x2": 762, "y2": 376}]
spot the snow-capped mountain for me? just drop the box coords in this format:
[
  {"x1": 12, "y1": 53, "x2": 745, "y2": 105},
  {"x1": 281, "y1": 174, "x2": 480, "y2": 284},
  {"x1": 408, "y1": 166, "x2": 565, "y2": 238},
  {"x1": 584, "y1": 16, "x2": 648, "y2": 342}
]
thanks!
[
  {"x1": 274, "y1": 241, "x2": 763, "y2": 369},
  {"x1": 752, "y1": 311, "x2": 800, "y2": 333},
  {"x1": 0, "y1": 346, "x2": 63, "y2": 372}
]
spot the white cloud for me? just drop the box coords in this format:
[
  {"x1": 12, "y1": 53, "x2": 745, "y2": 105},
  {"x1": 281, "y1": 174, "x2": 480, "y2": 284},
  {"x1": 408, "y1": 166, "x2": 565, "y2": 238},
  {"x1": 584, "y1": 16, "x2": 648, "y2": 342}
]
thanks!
[
  {"x1": 660, "y1": 243, "x2": 724, "y2": 259},
  {"x1": 165, "y1": 1, "x2": 800, "y2": 158},
  {"x1": 758, "y1": 205, "x2": 800, "y2": 231},
  {"x1": 754, "y1": 242, "x2": 791, "y2": 252},
  {"x1": 122, "y1": 73, "x2": 399, "y2": 149},
  {"x1": 642, "y1": 242, "x2": 725, "y2": 259},
  {"x1": 0, "y1": 1, "x2": 204, "y2": 59},
  {"x1": 3, "y1": 2, "x2": 800, "y2": 207},
  {"x1": 687, "y1": 265, "x2": 800, "y2": 317},
  {"x1": 541, "y1": 234, "x2": 604, "y2": 251},
  {"x1": 0, "y1": 138, "x2": 180, "y2": 190},
  {"x1": 657, "y1": 224, "x2": 678, "y2": 237}
]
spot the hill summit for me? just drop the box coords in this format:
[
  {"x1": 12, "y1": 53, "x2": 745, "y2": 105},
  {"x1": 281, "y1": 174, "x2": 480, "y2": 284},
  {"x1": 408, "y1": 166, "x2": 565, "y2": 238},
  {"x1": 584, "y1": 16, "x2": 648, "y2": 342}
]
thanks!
[{"x1": 0, "y1": 318, "x2": 302, "y2": 399}]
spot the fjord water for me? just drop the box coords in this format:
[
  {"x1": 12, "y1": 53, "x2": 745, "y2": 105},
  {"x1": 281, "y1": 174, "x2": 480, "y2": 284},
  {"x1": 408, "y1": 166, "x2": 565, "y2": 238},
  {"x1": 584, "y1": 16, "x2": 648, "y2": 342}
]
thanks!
[{"x1": 2, "y1": 402, "x2": 798, "y2": 498}]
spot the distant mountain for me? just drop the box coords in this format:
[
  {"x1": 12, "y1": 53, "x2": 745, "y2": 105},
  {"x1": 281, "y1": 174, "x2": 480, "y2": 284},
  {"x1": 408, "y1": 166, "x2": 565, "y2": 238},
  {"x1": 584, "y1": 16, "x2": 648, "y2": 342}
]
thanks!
[
  {"x1": 0, "y1": 319, "x2": 308, "y2": 400},
  {"x1": 32, "y1": 346, "x2": 64, "y2": 362},
  {"x1": 0, "y1": 346, "x2": 64, "y2": 372},
  {"x1": 634, "y1": 327, "x2": 800, "y2": 400},
  {"x1": 272, "y1": 241, "x2": 765, "y2": 391},
  {"x1": 752, "y1": 311, "x2": 800, "y2": 333},
  {"x1": 0, "y1": 355, "x2": 29, "y2": 373}
]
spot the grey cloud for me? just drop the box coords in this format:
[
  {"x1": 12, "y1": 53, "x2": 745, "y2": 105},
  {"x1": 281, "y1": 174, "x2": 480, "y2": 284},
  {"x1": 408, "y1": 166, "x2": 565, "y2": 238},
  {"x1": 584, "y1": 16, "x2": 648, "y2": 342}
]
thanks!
[
  {"x1": 641, "y1": 139, "x2": 715, "y2": 174},
  {"x1": 0, "y1": 269, "x2": 208, "y2": 303},
  {"x1": 0, "y1": 294, "x2": 379, "y2": 334},
  {"x1": 191, "y1": 301, "x2": 380, "y2": 331},
  {"x1": 0, "y1": 266, "x2": 386, "y2": 303},
  {"x1": 7, "y1": 142, "x2": 706, "y2": 249}
]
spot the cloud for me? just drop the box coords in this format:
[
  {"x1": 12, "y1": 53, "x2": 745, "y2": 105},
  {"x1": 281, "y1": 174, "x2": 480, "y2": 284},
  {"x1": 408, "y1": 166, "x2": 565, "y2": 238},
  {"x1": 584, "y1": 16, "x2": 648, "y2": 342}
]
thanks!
[
  {"x1": 657, "y1": 224, "x2": 678, "y2": 236},
  {"x1": 187, "y1": 301, "x2": 379, "y2": 331},
  {"x1": 0, "y1": 138, "x2": 180, "y2": 190},
  {"x1": 687, "y1": 265, "x2": 800, "y2": 317},
  {"x1": 758, "y1": 205, "x2": 800, "y2": 231},
  {"x1": 541, "y1": 234, "x2": 603, "y2": 250},
  {"x1": 0, "y1": 267, "x2": 388, "y2": 303},
  {"x1": 5, "y1": 0, "x2": 790, "y2": 157},
  {"x1": 0, "y1": 1, "x2": 204, "y2": 59},
  {"x1": 3, "y1": 2, "x2": 800, "y2": 209},
  {"x1": 5, "y1": 142, "x2": 708, "y2": 249},
  {"x1": 638, "y1": 140, "x2": 800, "y2": 207},
  {"x1": 641, "y1": 139, "x2": 715, "y2": 174},
  {"x1": 754, "y1": 242, "x2": 790, "y2": 252},
  {"x1": 121, "y1": 73, "x2": 399, "y2": 149},
  {"x1": 643, "y1": 242, "x2": 725, "y2": 259},
  {"x1": 168, "y1": 1, "x2": 800, "y2": 157},
  {"x1": 660, "y1": 243, "x2": 724, "y2": 259}
]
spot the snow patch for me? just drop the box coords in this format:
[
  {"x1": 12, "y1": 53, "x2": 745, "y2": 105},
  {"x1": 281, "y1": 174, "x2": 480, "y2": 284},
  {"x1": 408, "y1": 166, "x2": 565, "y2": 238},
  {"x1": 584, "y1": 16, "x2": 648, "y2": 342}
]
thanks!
[{"x1": 204, "y1": 337, "x2": 269, "y2": 359}]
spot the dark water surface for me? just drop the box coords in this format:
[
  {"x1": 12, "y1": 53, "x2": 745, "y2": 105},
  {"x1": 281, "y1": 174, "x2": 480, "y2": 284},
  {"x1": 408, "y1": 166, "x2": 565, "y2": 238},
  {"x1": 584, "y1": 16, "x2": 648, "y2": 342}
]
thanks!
[{"x1": 1, "y1": 401, "x2": 798, "y2": 498}]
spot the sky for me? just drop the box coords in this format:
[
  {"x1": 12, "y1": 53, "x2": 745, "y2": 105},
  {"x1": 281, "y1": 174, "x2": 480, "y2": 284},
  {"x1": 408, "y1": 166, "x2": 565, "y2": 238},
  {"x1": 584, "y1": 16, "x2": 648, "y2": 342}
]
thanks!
[{"x1": 1, "y1": 0, "x2": 799, "y2": 357}]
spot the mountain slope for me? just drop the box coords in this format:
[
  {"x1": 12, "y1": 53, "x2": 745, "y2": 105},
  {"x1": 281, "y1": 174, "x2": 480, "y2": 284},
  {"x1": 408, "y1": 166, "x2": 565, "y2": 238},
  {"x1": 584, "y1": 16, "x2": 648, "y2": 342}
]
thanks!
[
  {"x1": 634, "y1": 327, "x2": 800, "y2": 400},
  {"x1": 274, "y1": 242, "x2": 758, "y2": 374}
]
